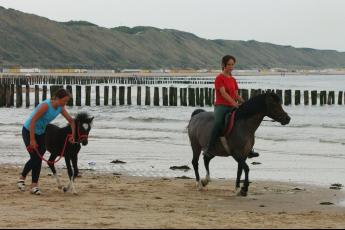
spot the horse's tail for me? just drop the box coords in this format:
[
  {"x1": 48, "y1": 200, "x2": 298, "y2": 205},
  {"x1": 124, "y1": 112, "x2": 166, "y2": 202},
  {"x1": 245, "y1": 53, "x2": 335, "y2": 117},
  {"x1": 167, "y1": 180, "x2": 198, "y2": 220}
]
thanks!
[{"x1": 191, "y1": 109, "x2": 206, "y2": 118}]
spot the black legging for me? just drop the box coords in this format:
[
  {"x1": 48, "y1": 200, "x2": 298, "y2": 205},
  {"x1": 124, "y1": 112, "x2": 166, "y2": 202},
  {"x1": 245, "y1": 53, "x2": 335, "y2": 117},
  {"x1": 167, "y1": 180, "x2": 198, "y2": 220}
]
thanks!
[{"x1": 21, "y1": 127, "x2": 46, "y2": 183}]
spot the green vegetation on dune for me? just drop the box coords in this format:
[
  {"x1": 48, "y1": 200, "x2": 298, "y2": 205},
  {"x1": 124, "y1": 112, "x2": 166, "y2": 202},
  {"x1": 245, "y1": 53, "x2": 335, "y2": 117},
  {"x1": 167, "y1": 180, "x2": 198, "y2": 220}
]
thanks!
[{"x1": 0, "y1": 7, "x2": 345, "y2": 69}]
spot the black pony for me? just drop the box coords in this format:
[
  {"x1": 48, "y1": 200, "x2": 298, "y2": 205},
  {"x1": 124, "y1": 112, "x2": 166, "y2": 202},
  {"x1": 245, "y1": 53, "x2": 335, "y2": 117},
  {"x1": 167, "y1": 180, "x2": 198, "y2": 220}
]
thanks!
[{"x1": 45, "y1": 112, "x2": 94, "y2": 194}]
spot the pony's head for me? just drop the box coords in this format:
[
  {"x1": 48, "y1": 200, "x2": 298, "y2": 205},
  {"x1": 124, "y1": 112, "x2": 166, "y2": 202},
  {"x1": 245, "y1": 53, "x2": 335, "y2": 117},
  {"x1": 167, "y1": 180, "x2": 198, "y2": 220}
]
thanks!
[
  {"x1": 237, "y1": 92, "x2": 291, "y2": 125},
  {"x1": 265, "y1": 93, "x2": 291, "y2": 125},
  {"x1": 74, "y1": 112, "x2": 94, "y2": 146}
]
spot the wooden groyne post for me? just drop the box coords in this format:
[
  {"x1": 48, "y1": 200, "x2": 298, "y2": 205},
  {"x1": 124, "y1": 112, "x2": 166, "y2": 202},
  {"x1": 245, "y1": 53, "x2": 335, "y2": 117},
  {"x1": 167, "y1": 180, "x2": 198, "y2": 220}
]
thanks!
[{"x1": 112, "y1": 86, "x2": 117, "y2": 106}]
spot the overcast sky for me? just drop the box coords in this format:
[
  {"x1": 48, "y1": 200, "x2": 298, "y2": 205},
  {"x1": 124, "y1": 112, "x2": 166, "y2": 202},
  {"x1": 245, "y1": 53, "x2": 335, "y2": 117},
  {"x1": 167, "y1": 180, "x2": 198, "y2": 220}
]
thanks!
[{"x1": 1, "y1": 0, "x2": 344, "y2": 52}]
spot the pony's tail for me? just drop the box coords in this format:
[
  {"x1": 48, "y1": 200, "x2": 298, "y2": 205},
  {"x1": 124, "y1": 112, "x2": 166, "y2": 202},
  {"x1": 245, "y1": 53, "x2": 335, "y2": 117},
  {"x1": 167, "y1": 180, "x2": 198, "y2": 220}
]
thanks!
[{"x1": 191, "y1": 109, "x2": 206, "y2": 118}]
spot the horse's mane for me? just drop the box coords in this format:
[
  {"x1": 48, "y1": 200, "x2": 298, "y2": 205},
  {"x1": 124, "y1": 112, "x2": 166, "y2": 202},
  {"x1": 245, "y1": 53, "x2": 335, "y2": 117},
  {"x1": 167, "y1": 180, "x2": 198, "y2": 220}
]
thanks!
[
  {"x1": 235, "y1": 93, "x2": 280, "y2": 120},
  {"x1": 75, "y1": 112, "x2": 92, "y2": 123}
]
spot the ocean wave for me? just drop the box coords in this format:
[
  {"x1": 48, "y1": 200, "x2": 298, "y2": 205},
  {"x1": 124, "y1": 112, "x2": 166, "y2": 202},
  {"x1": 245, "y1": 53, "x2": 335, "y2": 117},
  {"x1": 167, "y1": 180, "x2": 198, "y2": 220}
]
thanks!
[
  {"x1": 0, "y1": 122, "x2": 23, "y2": 127},
  {"x1": 256, "y1": 136, "x2": 289, "y2": 142},
  {"x1": 263, "y1": 123, "x2": 345, "y2": 130},
  {"x1": 122, "y1": 116, "x2": 186, "y2": 123},
  {"x1": 321, "y1": 124, "x2": 345, "y2": 129},
  {"x1": 90, "y1": 135, "x2": 172, "y2": 142},
  {"x1": 289, "y1": 124, "x2": 313, "y2": 128},
  {"x1": 97, "y1": 126, "x2": 186, "y2": 134},
  {"x1": 261, "y1": 122, "x2": 313, "y2": 128},
  {"x1": 319, "y1": 139, "x2": 345, "y2": 145}
]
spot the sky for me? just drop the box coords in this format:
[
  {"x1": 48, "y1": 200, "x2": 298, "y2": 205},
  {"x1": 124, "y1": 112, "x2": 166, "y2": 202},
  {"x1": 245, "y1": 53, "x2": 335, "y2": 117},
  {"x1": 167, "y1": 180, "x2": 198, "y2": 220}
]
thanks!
[{"x1": 1, "y1": 0, "x2": 345, "y2": 52}]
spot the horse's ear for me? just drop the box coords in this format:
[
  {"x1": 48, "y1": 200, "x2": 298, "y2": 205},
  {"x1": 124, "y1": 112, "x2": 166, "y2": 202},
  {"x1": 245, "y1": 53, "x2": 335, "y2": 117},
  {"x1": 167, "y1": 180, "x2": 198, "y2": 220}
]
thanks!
[{"x1": 88, "y1": 117, "x2": 94, "y2": 123}]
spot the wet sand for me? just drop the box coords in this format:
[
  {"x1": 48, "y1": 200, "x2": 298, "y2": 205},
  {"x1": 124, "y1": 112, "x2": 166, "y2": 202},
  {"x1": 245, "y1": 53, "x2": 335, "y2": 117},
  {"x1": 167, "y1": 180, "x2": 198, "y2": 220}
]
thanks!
[{"x1": 1, "y1": 164, "x2": 345, "y2": 229}]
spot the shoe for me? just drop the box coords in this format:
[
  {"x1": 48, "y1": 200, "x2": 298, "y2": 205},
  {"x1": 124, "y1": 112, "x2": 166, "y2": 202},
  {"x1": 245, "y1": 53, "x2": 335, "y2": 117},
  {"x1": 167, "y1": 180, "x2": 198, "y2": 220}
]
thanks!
[
  {"x1": 17, "y1": 180, "x2": 25, "y2": 192},
  {"x1": 30, "y1": 187, "x2": 42, "y2": 195},
  {"x1": 248, "y1": 149, "x2": 260, "y2": 159}
]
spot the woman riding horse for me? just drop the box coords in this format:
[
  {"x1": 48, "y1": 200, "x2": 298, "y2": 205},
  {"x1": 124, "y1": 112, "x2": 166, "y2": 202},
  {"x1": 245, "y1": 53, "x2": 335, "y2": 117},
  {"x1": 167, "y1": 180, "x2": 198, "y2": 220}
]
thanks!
[
  {"x1": 17, "y1": 89, "x2": 76, "y2": 195},
  {"x1": 204, "y1": 55, "x2": 259, "y2": 158}
]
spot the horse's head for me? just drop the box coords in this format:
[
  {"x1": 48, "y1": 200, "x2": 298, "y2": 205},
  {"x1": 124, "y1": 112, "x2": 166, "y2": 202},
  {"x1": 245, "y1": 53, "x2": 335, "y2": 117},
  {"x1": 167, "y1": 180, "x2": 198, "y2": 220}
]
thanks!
[
  {"x1": 265, "y1": 93, "x2": 291, "y2": 125},
  {"x1": 75, "y1": 113, "x2": 94, "y2": 146}
]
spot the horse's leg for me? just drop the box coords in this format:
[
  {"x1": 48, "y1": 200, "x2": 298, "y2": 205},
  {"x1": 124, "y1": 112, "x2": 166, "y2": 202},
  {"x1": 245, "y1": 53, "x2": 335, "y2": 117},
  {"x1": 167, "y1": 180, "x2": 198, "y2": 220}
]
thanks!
[
  {"x1": 201, "y1": 155, "x2": 214, "y2": 187},
  {"x1": 63, "y1": 155, "x2": 77, "y2": 195},
  {"x1": 70, "y1": 153, "x2": 79, "y2": 194},
  {"x1": 71, "y1": 153, "x2": 79, "y2": 179},
  {"x1": 47, "y1": 154, "x2": 62, "y2": 189},
  {"x1": 191, "y1": 143, "x2": 202, "y2": 190},
  {"x1": 240, "y1": 161, "x2": 250, "y2": 197},
  {"x1": 236, "y1": 161, "x2": 244, "y2": 192}
]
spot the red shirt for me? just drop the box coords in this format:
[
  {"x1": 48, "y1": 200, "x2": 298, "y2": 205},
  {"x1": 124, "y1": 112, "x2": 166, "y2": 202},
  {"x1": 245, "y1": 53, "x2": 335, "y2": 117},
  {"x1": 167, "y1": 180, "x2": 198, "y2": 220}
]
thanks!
[{"x1": 214, "y1": 73, "x2": 239, "y2": 106}]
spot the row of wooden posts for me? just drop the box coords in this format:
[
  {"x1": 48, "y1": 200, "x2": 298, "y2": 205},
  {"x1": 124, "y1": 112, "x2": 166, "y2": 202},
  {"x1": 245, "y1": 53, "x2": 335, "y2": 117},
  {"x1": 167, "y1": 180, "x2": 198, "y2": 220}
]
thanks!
[
  {"x1": 0, "y1": 75, "x2": 215, "y2": 86},
  {"x1": 0, "y1": 84, "x2": 344, "y2": 108}
]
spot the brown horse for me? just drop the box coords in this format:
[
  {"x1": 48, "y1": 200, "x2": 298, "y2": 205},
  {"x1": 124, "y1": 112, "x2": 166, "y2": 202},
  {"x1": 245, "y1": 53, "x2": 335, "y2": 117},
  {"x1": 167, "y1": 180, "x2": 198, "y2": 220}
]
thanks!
[{"x1": 187, "y1": 92, "x2": 291, "y2": 196}]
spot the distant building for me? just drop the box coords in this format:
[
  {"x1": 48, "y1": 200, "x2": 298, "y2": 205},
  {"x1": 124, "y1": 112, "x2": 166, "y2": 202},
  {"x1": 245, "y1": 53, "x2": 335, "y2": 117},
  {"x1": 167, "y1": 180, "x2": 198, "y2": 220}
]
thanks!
[
  {"x1": 196, "y1": 69, "x2": 209, "y2": 73},
  {"x1": 19, "y1": 68, "x2": 40, "y2": 73},
  {"x1": 270, "y1": 68, "x2": 288, "y2": 72},
  {"x1": 120, "y1": 69, "x2": 142, "y2": 73},
  {"x1": 151, "y1": 69, "x2": 165, "y2": 73},
  {"x1": 74, "y1": 69, "x2": 88, "y2": 73}
]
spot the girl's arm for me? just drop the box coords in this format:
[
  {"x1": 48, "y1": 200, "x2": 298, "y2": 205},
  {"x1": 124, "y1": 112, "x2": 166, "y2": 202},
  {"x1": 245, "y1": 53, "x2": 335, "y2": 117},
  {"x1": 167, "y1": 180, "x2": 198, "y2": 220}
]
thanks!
[
  {"x1": 235, "y1": 90, "x2": 245, "y2": 104},
  {"x1": 61, "y1": 107, "x2": 76, "y2": 143},
  {"x1": 29, "y1": 104, "x2": 49, "y2": 149},
  {"x1": 219, "y1": 87, "x2": 240, "y2": 108}
]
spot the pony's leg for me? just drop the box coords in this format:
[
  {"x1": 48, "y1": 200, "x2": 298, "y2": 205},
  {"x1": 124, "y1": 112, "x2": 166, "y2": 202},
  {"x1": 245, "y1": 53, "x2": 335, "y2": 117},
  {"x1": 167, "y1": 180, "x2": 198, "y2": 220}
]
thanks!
[
  {"x1": 47, "y1": 155, "x2": 62, "y2": 189},
  {"x1": 201, "y1": 155, "x2": 214, "y2": 187},
  {"x1": 191, "y1": 143, "x2": 202, "y2": 190},
  {"x1": 71, "y1": 153, "x2": 79, "y2": 179},
  {"x1": 240, "y1": 162, "x2": 250, "y2": 197},
  {"x1": 71, "y1": 153, "x2": 79, "y2": 194},
  {"x1": 238, "y1": 161, "x2": 249, "y2": 196},
  {"x1": 236, "y1": 162, "x2": 243, "y2": 192},
  {"x1": 70, "y1": 172, "x2": 77, "y2": 195},
  {"x1": 64, "y1": 171, "x2": 77, "y2": 195},
  {"x1": 63, "y1": 156, "x2": 78, "y2": 195}
]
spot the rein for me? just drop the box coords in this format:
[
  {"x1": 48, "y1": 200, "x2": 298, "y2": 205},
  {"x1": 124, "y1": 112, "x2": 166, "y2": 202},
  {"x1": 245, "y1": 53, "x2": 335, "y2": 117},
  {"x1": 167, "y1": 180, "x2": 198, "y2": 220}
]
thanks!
[
  {"x1": 77, "y1": 125, "x2": 89, "y2": 142},
  {"x1": 27, "y1": 126, "x2": 88, "y2": 165},
  {"x1": 27, "y1": 134, "x2": 72, "y2": 165}
]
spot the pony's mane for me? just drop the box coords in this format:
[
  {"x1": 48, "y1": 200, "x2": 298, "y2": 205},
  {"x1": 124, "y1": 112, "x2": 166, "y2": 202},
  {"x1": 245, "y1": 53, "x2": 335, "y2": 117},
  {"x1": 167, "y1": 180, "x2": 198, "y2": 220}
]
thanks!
[
  {"x1": 75, "y1": 112, "x2": 92, "y2": 123},
  {"x1": 235, "y1": 93, "x2": 280, "y2": 120}
]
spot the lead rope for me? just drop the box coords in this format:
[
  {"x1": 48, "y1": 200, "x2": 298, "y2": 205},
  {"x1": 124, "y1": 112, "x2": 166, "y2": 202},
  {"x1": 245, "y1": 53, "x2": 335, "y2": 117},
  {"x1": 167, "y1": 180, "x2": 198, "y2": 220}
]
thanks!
[{"x1": 27, "y1": 134, "x2": 73, "y2": 165}]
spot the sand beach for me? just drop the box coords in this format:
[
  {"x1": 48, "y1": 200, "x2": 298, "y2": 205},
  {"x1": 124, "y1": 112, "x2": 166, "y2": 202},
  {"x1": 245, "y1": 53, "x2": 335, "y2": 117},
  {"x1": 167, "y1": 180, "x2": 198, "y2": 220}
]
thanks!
[{"x1": 0, "y1": 165, "x2": 345, "y2": 229}]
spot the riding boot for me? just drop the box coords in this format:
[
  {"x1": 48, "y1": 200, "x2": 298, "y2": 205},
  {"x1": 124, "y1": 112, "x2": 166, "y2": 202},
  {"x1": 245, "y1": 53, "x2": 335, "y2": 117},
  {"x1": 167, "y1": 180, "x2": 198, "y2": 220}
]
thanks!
[{"x1": 248, "y1": 149, "x2": 260, "y2": 158}]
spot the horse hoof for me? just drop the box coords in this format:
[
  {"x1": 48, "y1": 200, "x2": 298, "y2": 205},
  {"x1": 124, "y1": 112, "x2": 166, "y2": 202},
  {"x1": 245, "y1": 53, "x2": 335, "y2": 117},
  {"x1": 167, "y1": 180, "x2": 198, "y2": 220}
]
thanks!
[
  {"x1": 201, "y1": 179, "x2": 208, "y2": 187},
  {"x1": 196, "y1": 182, "x2": 204, "y2": 191},
  {"x1": 236, "y1": 189, "x2": 248, "y2": 197},
  {"x1": 63, "y1": 187, "x2": 68, "y2": 193},
  {"x1": 239, "y1": 190, "x2": 248, "y2": 197}
]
